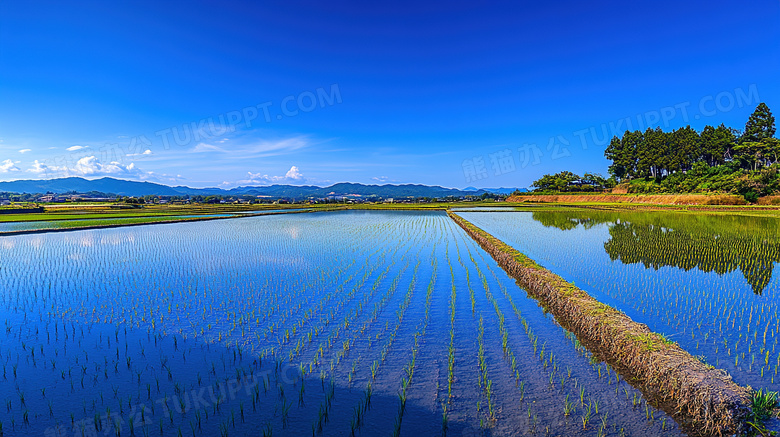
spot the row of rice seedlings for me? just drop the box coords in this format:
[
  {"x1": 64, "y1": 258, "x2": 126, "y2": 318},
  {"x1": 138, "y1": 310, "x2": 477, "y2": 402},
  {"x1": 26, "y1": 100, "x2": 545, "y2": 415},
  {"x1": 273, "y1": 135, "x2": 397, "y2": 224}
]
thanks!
[
  {"x1": 289, "y1": 262, "x2": 379, "y2": 368},
  {"x1": 290, "y1": 250, "x2": 392, "y2": 371},
  {"x1": 271, "y1": 251, "x2": 381, "y2": 346},
  {"x1": 392, "y1": 249, "x2": 437, "y2": 437},
  {"x1": 317, "y1": 216, "x2": 437, "y2": 435},
  {"x1": 309, "y1": 218, "x2": 435, "y2": 435},
  {"x1": 342, "y1": 262, "x2": 414, "y2": 386},
  {"x1": 331, "y1": 230, "x2": 432, "y2": 435},
  {"x1": 446, "y1": 253, "x2": 457, "y2": 404},
  {"x1": 455, "y1": 233, "x2": 552, "y2": 435}
]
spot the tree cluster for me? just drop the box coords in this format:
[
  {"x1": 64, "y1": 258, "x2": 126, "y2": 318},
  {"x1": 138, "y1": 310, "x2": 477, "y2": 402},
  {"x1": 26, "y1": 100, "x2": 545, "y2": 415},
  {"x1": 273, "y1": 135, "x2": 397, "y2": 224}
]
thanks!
[
  {"x1": 531, "y1": 171, "x2": 614, "y2": 192},
  {"x1": 605, "y1": 103, "x2": 777, "y2": 179}
]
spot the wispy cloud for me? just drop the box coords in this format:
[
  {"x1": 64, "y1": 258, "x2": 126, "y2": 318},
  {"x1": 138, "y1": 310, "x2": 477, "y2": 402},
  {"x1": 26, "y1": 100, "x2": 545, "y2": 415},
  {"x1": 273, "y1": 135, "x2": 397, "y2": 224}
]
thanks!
[
  {"x1": 192, "y1": 143, "x2": 226, "y2": 153},
  {"x1": 190, "y1": 136, "x2": 310, "y2": 159},
  {"x1": 18, "y1": 149, "x2": 31, "y2": 154},
  {"x1": 66, "y1": 145, "x2": 87, "y2": 152}
]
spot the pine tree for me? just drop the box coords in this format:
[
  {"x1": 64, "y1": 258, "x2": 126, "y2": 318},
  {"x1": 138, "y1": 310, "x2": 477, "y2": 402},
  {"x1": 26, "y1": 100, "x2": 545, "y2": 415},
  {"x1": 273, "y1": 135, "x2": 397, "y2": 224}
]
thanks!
[
  {"x1": 700, "y1": 124, "x2": 736, "y2": 166},
  {"x1": 742, "y1": 103, "x2": 775, "y2": 142},
  {"x1": 638, "y1": 127, "x2": 664, "y2": 178},
  {"x1": 605, "y1": 136, "x2": 627, "y2": 180},
  {"x1": 619, "y1": 130, "x2": 643, "y2": 179},
  {"x1": 677, "y1": 126, "x2": 701, "y2": 171}
]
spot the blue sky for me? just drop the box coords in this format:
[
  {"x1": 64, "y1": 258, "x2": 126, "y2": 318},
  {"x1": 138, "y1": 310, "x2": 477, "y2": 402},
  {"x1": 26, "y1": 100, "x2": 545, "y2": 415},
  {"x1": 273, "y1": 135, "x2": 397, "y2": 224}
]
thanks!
[{"x1": 1, "y1": 1, "x2": 778, "y2": 189}]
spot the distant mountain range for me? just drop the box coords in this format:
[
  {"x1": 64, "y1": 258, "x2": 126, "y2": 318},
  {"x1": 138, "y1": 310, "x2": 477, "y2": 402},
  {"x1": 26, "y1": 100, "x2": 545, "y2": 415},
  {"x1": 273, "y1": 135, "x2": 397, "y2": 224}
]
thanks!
[{"x1": 0, "y1": 177, "x2": 527, "y2": 199}]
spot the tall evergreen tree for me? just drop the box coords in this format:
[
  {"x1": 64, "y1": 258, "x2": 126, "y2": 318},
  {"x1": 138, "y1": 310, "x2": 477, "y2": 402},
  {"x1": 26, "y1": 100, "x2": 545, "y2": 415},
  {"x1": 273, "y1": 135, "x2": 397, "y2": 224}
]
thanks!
[
  {"x1": 677, "y1": 126, "x2": 701, "y2": 170},
  {"x1": 638, "y1": 127, "x2": 664, "y2": 178},
  {"x1": 605, "y1": 136, "x2": 628, "y2": 180},
  {"x1": 700, "y1": 124, "x2": 735, "y2": 166},
  {"x1": 619, "y1": 130, "x2": 643, "y2": 178},
  {"x1": 742, "y1": 103, "x2": 776, "y2": 142},
  {"x1": 666, "y1": 128, "x2": 688, "y2": 173}
]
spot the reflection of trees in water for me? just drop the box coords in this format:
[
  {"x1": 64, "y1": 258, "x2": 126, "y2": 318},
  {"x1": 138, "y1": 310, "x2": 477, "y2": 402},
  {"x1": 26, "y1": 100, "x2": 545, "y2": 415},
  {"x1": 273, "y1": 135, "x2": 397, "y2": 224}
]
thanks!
[
  {"x1": 604, "y1": 221, "x2": 778, "y2": 295},
  {"x1": 532, "y1": 210, "x2": 780, "y2": 295}
]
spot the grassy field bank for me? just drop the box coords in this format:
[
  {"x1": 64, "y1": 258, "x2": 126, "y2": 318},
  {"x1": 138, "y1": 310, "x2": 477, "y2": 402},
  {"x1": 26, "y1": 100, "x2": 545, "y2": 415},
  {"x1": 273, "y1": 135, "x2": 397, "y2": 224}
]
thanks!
[{"x1": 507, "y1": 193, "x2": 753, "y2": 206}]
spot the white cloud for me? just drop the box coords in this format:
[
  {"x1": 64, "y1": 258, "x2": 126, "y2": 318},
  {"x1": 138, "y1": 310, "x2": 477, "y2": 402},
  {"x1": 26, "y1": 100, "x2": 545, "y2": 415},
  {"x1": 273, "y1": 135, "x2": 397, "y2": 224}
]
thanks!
[
  {"x1": 73, "y1": 156, "x2": 140, "y2": 177},
  {"x1": 27, "y1": 156, "x2": 142, "y2": 178},
  {"x1": 18, "y1": 149, "x2": 31, "y2": 154},
  {"x1": 66, "y1": 145, "x2": 86, "y2": 152},
  {"x1": 238, "y1": 166, "x2": 307, "y2": 186},
  {"x1": 285, "y1": 166, "x2": 303, "y2": 180},
  {"x1": 24, "y1": 157, "x2": 184, "y2": 184},
  {"x1": 371, "y1": 176, "x2": 389, "y2": 183},
  {"x1": 0, "y1": 159, "x2": 20, "y2": 173},
  {"x1": 28, "y1": 160, "x2": 56, "y2": 174},
  {"x1": 126, "y1": 149, "x2": 153, "y2": 157}
]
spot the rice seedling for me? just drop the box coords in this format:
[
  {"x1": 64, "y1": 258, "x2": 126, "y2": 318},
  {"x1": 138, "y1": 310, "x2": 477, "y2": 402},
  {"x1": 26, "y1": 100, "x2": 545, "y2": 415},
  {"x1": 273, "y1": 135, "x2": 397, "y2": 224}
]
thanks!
[
  {"x1": 581, "y1": 401, "x2": 592, "y2": 429},
  {"x1": 563, "y1": 394, "x2": 575, "y2": 417},
  {"x1": 749, "y1": 388, "x2": 779, "y2": 431}
]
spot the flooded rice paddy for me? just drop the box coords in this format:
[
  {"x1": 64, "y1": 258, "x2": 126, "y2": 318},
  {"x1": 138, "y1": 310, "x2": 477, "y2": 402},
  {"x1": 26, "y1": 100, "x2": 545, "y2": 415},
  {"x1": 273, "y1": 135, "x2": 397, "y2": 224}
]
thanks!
[
  {"x1": 3, "y1": 208, "x2": 763, "y2": 436},
  {"x1": 460, "y1": 209, "x2": 780, "y2": 395}
]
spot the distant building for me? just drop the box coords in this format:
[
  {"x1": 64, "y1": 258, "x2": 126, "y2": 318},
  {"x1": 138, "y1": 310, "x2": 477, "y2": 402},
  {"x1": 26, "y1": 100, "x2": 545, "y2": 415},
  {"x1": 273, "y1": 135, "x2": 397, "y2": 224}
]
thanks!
[
  {"x1": 40, "y1": 194, "x2": 62, "y2": 202},
  {"x1": 66, "y1": 195, "x2": 115, "y2": 202}
]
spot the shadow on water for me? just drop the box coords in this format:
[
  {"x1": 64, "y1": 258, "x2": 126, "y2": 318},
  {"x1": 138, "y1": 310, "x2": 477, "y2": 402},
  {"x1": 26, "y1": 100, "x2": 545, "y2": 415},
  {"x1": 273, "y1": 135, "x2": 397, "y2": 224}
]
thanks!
[
  {"x1": 531, "y1": 209, "x2": 780, "y2": 295},
  {"x1": 0, "y1": 313, "x2": 470, "y2": 437}
]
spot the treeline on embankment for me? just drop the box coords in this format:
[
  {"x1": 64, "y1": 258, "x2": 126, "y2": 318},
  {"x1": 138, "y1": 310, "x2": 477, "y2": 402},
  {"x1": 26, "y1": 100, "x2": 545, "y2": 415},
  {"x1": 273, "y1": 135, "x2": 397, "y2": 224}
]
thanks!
[{"x1": 527, "y1": 103, "x2": 779, "y2": 203}]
